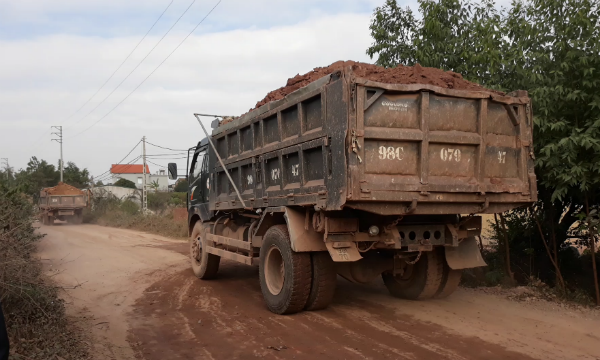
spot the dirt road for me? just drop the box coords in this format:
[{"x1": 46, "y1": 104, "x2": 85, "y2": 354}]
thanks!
[{"x1": 37, "y1": 224, "x2": 600, "y2": 360}]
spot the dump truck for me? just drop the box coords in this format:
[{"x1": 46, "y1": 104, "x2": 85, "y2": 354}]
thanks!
[
  {"x1": 168, "y1": 65, "x2": 536, "y2": 314},
  {"x1": 39, "y1": 182, "x2": 87, "y2": 225}
]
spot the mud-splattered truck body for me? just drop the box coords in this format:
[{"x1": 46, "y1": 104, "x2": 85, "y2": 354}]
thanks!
[
  {"x1": 171, "y1": 67, "x2": 536, "y2": 314},
  {"x1": 39, "y1": 182, "x2": 87, "y2": 225}
]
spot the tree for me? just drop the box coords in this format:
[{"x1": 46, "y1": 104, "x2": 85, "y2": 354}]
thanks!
[
  {"x1": 114, "y1": 178, "x2": 137, "y2": 189},
  {"x1": 174, "y1": 179, "x2": 188, "y2": 193},
  {"x1": 150, "y1": 180, "x2": 160, "y2": 193},
  {"x1": 63, "y1": 161, "x2": 91, "y2": 189},
  {"x1": 13, "y1": 157, "x2": 60, "y2": 195},
  {"x1": 95, "y1": 180, "x2": 104, "y2": 186},
  {"x1": 367, "y1": 0, "x2": 600, "y2": 302}
]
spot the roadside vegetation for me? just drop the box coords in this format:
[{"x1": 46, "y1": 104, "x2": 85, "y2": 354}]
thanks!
[
  {"x1": 0, "y1": 184, "x2": 89, "y2": 359},
  {"x1": 84, "y1": 190, "x2": 188, "y2": 239},
  {"x1": 369, "y1": 0, "x2": 600, "y2": 304}
]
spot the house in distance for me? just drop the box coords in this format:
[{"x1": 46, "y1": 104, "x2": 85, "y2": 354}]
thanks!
[{"x1": 110, "y1": 164, "x2": 169, "y2": 191}]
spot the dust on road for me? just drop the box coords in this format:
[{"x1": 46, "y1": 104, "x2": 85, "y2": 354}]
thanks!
[{"x1": 37, "y1": 224, "x2": 600, "y2": 360}]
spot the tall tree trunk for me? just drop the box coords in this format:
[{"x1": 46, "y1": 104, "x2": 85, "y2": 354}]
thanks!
[
  {"x1": 550, "y1": 208, "x2": 560, "y2": 286},
  {"x1": 534, "y1": 213, "x2": 566, "y2": 292},
  {"x1": 585, "y1": 196, "x2": 600, "y2": 307},
  {"x1": 495, "y1": 213, "x2": 514, "y2": 280}
]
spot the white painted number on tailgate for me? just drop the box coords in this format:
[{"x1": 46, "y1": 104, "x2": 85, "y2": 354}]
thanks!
[
  {"x1": 440, "y1": 148, "x2": 461, "y2": 162},
  {"x1": 378, "y1": 146, "x2": 404, "y2": 161}
]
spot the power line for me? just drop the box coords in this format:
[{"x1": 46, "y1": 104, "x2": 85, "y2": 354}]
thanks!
[
  {"x1": 146, "y1": 160, "x2": 167, "y2": 168},
  {"x1": 145, "y1": 153, "x2": 188, "y2": 156},
  {"x1": 146, "y1": 141, "x2": 189, "y2": 152},
  {"x1": 68, "y1": 0, "x2": 199, "y2": 130},
  {"x1": 64, "y1": 0, "x2": 175, "y2": 126},
  {"x1": 145, "y1": 156, "x2": 188, "y2": 160},
  {"x1": 71, "y1": 0, "x2": 223, "y2": 137},
  {"x1": 93, "y1": 140, "x2": 142, "y2": 180}
]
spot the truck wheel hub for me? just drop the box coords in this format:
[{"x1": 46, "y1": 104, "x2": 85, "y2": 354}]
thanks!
[{"x1": 265, "y1": 246, "x2": 285, "y2": 295}]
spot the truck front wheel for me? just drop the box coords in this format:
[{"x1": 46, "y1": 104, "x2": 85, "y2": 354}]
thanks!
[
  {"x1": 259, "y1": 225, "x2": 312, "y2": 315},
  {"x1": 382, "y1": 249, "x2": 443, "y2": 300},
  {"x1": 190, "y1": 222, "x2": 220, "y2": 279}
]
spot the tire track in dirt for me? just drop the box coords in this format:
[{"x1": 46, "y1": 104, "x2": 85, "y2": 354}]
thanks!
[{"x1": 127, "y1": 259, "x2": 534, "y2": 360}]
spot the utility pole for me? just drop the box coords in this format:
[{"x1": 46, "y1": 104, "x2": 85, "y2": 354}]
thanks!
[
  {"x1": 142, "y1": 136, "x2": 147, "y2": 213},
  {"x1": 1, "y1": 158, "x2": 8, "y2": 182},
  {"x1": 51, "y1": 126, "x2": 63, "y2": 182}
]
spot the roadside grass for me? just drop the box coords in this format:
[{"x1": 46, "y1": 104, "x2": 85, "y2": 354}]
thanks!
[
  {"x1": 0, "y1": 187, "x2": 89, "y2": 359},
  {"x1": 84, "y1": 194, "x2": 188, "y2": 239},
  {"x1": 89, "y1": 209, "x2": 188, "y2": 239}
]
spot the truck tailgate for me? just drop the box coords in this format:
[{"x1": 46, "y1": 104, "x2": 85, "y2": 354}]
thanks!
[{"x1": 349, "y1": 82, "x2": 536, "y2": 212}]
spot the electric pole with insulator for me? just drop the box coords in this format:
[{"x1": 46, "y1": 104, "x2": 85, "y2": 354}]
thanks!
[{"x1": 51, "y1": 126, "x2": 63, "y2": 182}]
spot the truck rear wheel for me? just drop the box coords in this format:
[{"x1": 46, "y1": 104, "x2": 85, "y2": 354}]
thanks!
[
  {"x1": 305, "y1": 252, "x2": 337, "y2": 311},
  {"x1": 382, "y1": 249, "x2": 443, "y2": 300},
  {"x1": 435, "y1": 258, "x2": 462, "y2": 299},
  {"x1": 190, "y1": 222, "x2": 220, "y2": 279},
  {"x1": 259, "y1": 225, "x2": 312, "y2": 315}
]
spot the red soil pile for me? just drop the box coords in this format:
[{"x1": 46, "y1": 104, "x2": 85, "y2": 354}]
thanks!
[
  {"x1": 252, "y1": 61, "x2": 502, "y2": 110},
  {"x1": 45, "y1": 182, "x2": 85, "y2": 195}
]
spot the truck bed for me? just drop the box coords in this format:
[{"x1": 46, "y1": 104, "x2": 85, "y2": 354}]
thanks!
[{"x1": 207, "y1": 69, "x2": 536, "y2": 215}]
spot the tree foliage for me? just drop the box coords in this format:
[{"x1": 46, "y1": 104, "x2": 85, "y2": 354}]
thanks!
[
  {"x1": 174, "y1": 179, "x2": 189, "y2": 193},
  {"x1": 3, "y1": 157, "x2": 90, "y2": 196},
  {"x1": 114, "y1": 178, "x2": 137, "y2": 189}
]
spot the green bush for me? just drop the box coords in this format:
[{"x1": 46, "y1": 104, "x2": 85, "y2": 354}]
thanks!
[
  {"x1": 120, "y1": 199, "x2": 140, "y2": 215},
  {"x1": 147, "y1": 192, "x2": 187, "y2": 211},
  {"x1": 114, "y1": 178, "x2": 137, "y2": 189}
]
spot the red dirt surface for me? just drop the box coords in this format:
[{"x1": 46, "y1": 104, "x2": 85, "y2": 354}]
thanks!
[
  {"x1": 253, "y1": 60, "x2": 503, "y2": 110},
  {"x1": 44, "y1": 182, "x2": 85, "y2": 196}
]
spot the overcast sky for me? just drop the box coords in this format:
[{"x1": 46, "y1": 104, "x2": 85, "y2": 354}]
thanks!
[{"x1": 0, "y1": 0, "x2": 411, "y2": 181}]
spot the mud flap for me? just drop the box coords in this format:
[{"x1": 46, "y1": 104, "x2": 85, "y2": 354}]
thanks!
[
  {"x1": 325, "y1": 242, "x2": 362, "y2": 262},
  {"x1": 445, "y1": 237, "x2": 487, "y2": 269},
  {"x1": 284, "y1": 207, "x2": 327, "y2": 252}
]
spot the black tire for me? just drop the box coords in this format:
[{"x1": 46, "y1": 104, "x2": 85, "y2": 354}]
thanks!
[
  {"x1": 259, "y1": 225, "x2": 312, "y2": 315},
  {"x1": 190, "y1": 221, "x2": 220, "y2": 279},
  {"x1": 435, "y1": 255, "x2": 462, "y2": 299},
  {"x1": 305, "y1": 252, "x2": 337, "y2": 311},
  {"x1": 382, "y1": 249, "x2": 444, "y2": 300}
]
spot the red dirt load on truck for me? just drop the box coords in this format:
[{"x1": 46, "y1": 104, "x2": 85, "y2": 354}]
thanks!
[
  {"x1": 44, "y1": 182, "x2": 85, "y2": 195},
  {"x1": 252, "y1": 60, "x2": 503, "y2": 110}
]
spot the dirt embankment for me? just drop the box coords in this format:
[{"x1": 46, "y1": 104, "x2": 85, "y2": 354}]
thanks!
[{"x1": 252, "y1": 60, "x2": 503, "y2": 110}]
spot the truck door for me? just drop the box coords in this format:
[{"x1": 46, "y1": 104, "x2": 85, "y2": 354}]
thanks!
[{"x1": 189, "y1": 146, "x2": 209, "y2": 205}]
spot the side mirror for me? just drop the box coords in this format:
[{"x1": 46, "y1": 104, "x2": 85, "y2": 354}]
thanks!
[{"x1": 167, "y1": 163, "x2": 178, "y2": 180}]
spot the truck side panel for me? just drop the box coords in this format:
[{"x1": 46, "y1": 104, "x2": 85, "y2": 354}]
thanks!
[{"x1": 209, "y1": 75, "x2": 345, "y2": 211}]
